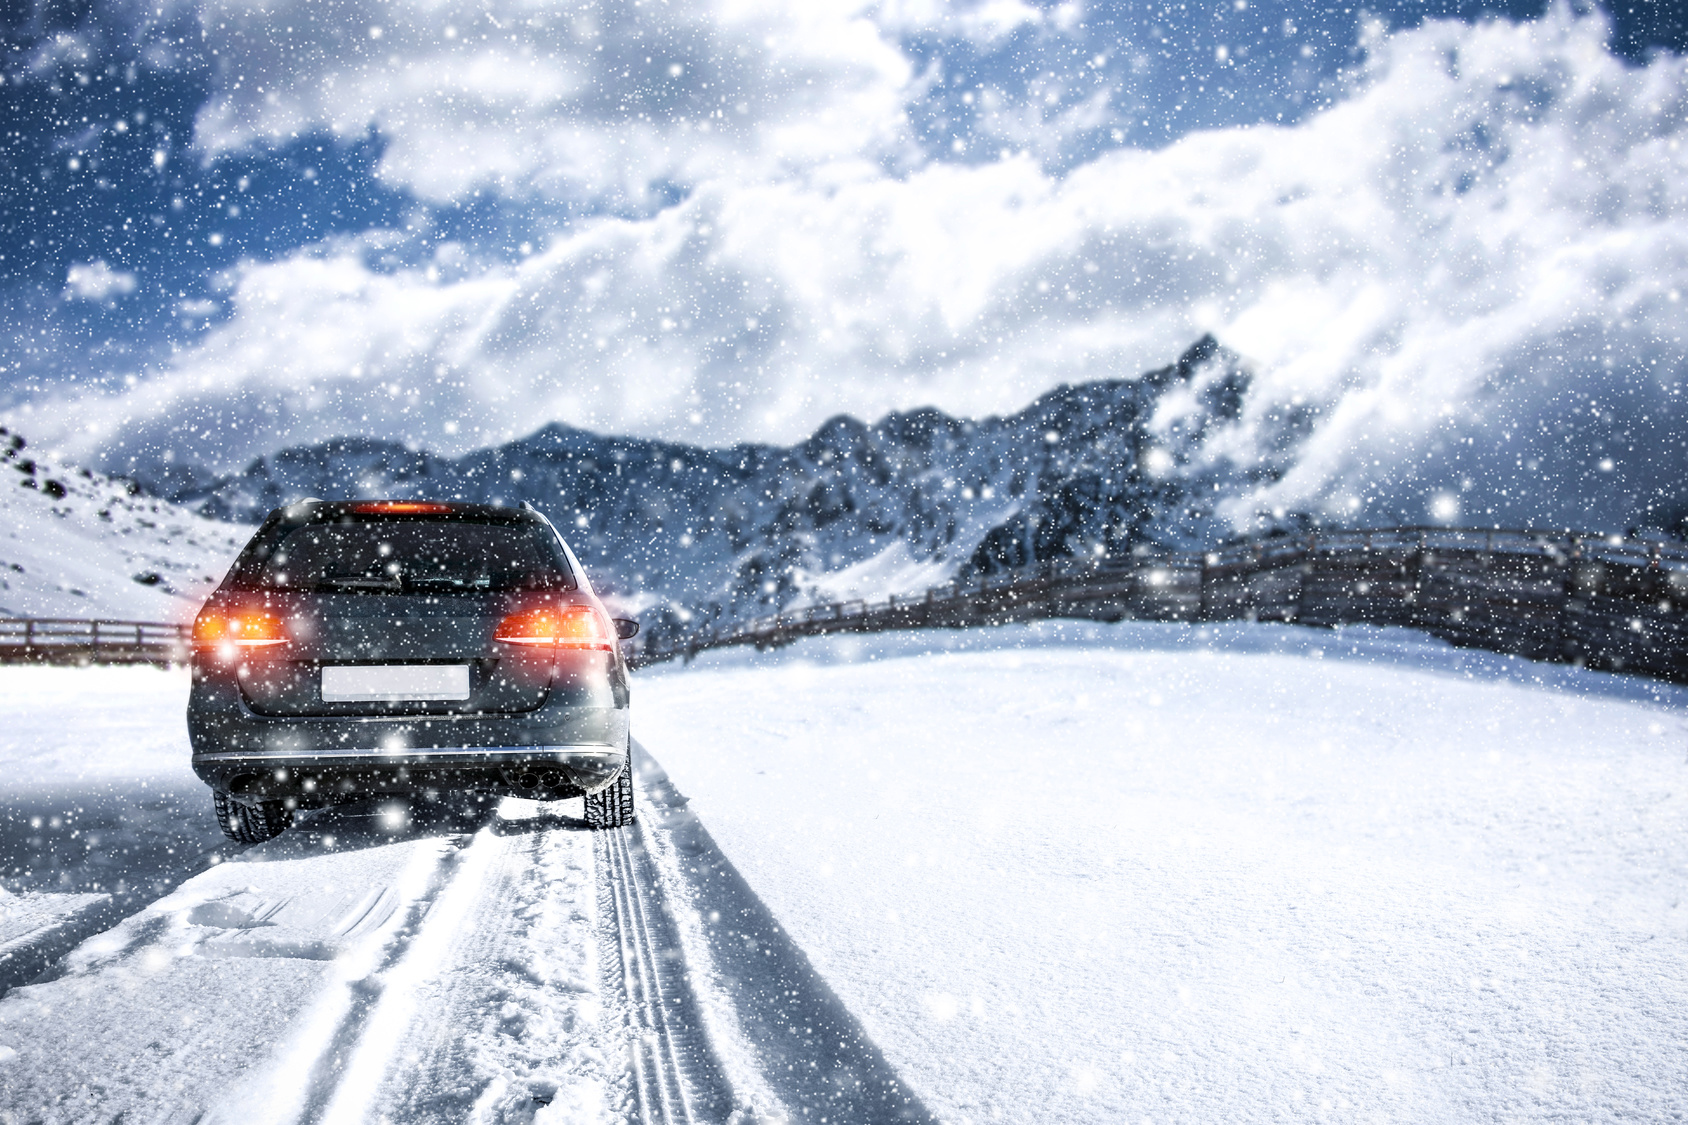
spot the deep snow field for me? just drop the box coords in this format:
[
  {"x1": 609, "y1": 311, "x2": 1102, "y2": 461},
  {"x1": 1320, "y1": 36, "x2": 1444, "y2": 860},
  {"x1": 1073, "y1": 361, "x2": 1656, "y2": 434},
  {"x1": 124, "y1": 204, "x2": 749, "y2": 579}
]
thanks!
[
  {"x1": 635, "y1": 623, "x2": 1688, "y2": 1123},
  {"x1": 1, "y1": 620, "x2": 1685, "y2": 1122}
]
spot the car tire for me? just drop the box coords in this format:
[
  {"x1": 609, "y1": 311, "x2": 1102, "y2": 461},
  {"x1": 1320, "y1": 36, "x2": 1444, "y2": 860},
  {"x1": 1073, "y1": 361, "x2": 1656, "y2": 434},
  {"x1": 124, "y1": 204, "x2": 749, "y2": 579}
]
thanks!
[
  {"x1": 213, "y1": 790, "x2": 295, "y2": 844},
  {"x1": 583, "y1": 756, "x2": 635, "y2": 829}
]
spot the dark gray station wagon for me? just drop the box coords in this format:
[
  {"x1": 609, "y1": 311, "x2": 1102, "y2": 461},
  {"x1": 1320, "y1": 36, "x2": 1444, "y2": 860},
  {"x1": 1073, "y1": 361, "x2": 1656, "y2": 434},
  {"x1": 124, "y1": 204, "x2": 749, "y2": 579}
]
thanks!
[{"x1": 188, "y1": 499, "x2": 637, "y2": 842}]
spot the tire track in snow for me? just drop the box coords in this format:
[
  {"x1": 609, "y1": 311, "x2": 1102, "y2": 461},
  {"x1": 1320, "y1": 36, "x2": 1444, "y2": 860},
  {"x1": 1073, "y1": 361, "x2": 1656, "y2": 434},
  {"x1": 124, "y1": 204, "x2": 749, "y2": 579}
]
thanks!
[
  {"x1": 630, "y1": 743, "x2": 936, "y2": 1124},
  {"x1": 280, "y1": 804, "x2": 741, "y2": 1125},
  {"x1": 198, "y1": 830, "x2": 471, "y2": 1125},
  {"x1": 597, "y1": 820, "x2": 734, "y2": 1125},
  {"x1": 293, "y1": 827, "x2": 494, "y2": 1125},
  {"x1": 223, "y1": 804, "x2": 734, "y2": 1125},
  {"x1": 3, "y1": 777, "x2": 924, "y2": 1125},
  {"x1": 288, "y1": 804, "x2": 740, "y2": 1125},
  {"x1": 318, "y1": 816, "x2": 623, "y2": 1124}
]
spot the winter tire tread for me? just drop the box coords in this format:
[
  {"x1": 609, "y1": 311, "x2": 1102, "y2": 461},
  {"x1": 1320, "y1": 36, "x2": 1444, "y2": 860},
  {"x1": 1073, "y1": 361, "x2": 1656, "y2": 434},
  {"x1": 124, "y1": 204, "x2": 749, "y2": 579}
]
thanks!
[
  {"x1": 212, "y1": 790, "x2": 294, "y2": 844},
  {"x1": 584, "y1": 755, "x2": 636, "y2": 829}
]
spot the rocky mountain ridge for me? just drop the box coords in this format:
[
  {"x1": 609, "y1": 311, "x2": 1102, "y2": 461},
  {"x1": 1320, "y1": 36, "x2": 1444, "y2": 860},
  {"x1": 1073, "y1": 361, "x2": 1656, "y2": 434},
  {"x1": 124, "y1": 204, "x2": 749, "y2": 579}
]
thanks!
[{"x1": 134, "y1": 338, "x2": 1307, "y2": 627}]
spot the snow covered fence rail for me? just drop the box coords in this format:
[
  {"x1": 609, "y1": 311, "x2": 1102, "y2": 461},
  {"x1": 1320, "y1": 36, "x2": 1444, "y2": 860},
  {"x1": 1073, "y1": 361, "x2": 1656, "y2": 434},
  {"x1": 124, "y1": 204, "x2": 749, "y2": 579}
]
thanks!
[
  {"x1": 636, "y1": 527, "x2": 1688, "y2": 682},
  {"x1": 0, "y1": 617, "x2": 189, "y2": 665}
]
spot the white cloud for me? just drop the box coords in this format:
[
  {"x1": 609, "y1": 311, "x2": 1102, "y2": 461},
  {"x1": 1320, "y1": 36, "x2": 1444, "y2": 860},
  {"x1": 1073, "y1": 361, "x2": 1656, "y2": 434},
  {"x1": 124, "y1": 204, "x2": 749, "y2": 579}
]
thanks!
[
  {"x1": 24, "y1": 6, "x2": 1688, "y2": 532},
  {"x1": 873, "y1": 0, "x2": 1045, "y2": 44},
  {"x1": 185, "y1": 0, "x2": 916, "y2": 204},
  {"x1": 63, "y1": 261, "x2": 137, "y2": 302}
]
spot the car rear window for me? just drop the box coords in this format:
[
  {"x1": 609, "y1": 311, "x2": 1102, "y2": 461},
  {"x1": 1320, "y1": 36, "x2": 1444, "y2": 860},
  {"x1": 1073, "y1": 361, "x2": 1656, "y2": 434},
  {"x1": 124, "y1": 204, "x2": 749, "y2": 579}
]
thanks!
[{"x1": 237, "y1": 518, "x2": 575, "y2": 593}]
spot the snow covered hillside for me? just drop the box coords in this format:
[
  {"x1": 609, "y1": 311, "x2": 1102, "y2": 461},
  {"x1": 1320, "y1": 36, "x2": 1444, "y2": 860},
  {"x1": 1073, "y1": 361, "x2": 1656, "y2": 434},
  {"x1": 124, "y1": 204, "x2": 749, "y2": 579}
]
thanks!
[
  {"x1": 0, "y1": 426, "x2": 249, "y2": 620},
  {"x1": 2, "y1": 621, "x2": 1685, "y2": 1122},
  {"x1": 634, "y1": 623, "x2": 1688, "y2": 1123}
]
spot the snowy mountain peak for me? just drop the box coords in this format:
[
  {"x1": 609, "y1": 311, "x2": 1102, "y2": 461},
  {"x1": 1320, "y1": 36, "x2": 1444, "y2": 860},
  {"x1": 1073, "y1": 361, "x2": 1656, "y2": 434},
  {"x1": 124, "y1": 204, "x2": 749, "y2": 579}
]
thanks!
[{"x1": 132, "y1": 338, "x2": 1279, "y2": 623}]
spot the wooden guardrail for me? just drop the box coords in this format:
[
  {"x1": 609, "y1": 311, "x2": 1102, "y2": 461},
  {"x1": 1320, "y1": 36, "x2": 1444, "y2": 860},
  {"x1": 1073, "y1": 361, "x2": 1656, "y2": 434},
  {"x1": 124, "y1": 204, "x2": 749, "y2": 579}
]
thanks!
[
  {"x1": 0, "y1": 618, "x2": 190, "y2": 666},
  {"x1": 634, "y1": 527, "x2": 1688, "y2": 684},
  {"x1": 8, "y1": 527, "x2": 1686, "y2": 682}
]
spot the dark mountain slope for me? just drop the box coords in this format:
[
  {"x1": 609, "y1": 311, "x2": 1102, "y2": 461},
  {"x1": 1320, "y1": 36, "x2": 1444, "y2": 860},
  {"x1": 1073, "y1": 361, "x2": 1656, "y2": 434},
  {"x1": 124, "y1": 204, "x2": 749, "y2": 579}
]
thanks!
[{"x1": 141, "y1": 337, "x2": 1304, "y2": 623}]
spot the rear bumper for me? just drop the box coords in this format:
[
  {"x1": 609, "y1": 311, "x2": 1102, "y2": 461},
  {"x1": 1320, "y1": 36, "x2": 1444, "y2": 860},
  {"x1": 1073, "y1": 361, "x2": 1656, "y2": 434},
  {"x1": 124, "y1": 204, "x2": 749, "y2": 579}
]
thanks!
[
  {"x1": 193, "y1": 744, "x2": 626, "y2": 804},
  {"x1": 188, "y1": 671, "x2": 629, "y2": 806}
]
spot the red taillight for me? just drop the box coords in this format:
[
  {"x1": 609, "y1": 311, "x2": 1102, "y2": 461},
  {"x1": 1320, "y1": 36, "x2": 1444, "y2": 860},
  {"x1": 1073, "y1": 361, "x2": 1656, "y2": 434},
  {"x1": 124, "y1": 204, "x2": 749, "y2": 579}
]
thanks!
[
  {"x1": 193, "y1": 609, "x2": 288, "y2": 648},
  {"x1": 494, "y1": 606, "x2": 613, "y2": 650},
  {"x1": 351, "y1": 501, "x2": 455, "y2": 515}
]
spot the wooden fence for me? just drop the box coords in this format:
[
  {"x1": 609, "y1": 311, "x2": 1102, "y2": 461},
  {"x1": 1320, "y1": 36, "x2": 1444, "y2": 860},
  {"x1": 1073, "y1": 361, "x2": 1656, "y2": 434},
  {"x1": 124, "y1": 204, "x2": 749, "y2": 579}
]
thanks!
[
  {"x1": 6, "y1": 527, "x2": 1686, "y2": 683},
  {"x1": 635, "y1": 527, "x2": 1688, "y2": 683},
  {"x1": 0, "y1": 618, "x2": 191, "y2": 666}
]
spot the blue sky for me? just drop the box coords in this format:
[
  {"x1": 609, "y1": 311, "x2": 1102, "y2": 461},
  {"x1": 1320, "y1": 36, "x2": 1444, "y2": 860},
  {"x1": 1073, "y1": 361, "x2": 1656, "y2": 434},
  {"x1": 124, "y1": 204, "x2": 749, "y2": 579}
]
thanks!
[{"x1": 1, "y1": 0, "x2": 1684, "y2": 530}]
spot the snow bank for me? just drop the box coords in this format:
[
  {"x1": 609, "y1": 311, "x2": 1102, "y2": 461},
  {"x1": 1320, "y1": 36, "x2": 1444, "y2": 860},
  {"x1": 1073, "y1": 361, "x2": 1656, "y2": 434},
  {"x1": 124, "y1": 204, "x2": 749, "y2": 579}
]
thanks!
[
  {"x1": 790, "y1": 540, "x2": 963, "y2": 609},
  {"x1": 634, "y1": 620, "x2": 1688, "y2": 1122}
]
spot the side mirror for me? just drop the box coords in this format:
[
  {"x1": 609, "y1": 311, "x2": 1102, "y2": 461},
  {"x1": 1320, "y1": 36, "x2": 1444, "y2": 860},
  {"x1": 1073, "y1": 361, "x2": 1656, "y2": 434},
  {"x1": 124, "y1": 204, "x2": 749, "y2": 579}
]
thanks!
[{"x1": 613, "y1": 618, "x2": 641, "y2": 640}]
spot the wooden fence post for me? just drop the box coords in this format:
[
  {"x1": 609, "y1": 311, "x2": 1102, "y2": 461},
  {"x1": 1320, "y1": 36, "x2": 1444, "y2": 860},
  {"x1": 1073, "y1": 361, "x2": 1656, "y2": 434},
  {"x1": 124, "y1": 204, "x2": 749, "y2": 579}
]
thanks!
[{"x1": 1198, "y1": 553, "x2": 1211, "y2": 621}]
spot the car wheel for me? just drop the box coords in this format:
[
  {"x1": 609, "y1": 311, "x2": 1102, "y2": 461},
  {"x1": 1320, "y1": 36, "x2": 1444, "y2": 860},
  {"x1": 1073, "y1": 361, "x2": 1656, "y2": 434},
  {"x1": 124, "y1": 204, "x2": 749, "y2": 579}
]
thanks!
[
  {"x1": 212, "y1": 790, "x2": 295, "y2": 844},
  {"x1": 583, "y1": 756, "x2": 635, "y2": 829}
]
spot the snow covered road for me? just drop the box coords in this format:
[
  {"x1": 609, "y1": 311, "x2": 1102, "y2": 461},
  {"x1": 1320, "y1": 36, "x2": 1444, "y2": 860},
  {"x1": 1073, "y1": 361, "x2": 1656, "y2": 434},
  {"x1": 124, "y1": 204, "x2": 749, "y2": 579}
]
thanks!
[
  {"x1": 3, "y1": 622, "x2": 1687, "y2": 1123},
  {"x1": 0, "y1": 667, "x2": 927, "y2": 1124},
  {"x1": 0, "y1": 804, "x2": 628, "y2": 1123}
]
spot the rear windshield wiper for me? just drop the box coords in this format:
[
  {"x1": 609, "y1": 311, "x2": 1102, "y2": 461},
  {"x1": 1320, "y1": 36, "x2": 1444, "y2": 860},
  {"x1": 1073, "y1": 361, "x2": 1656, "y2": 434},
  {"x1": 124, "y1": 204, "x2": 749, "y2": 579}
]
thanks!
[
  {"x1": 316, "y1": 576, "x2": 404, "y2": 591},
  {"x1": 402, "y1": 575, "x2": 493, "y2": 590}
]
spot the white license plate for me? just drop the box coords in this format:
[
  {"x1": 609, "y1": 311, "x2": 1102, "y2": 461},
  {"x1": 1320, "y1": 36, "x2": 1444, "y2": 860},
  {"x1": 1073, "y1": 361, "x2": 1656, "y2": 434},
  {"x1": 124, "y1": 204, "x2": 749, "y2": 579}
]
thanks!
[{"x1": 321, "y1": 664, "x2": 471, "y2": 703}]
